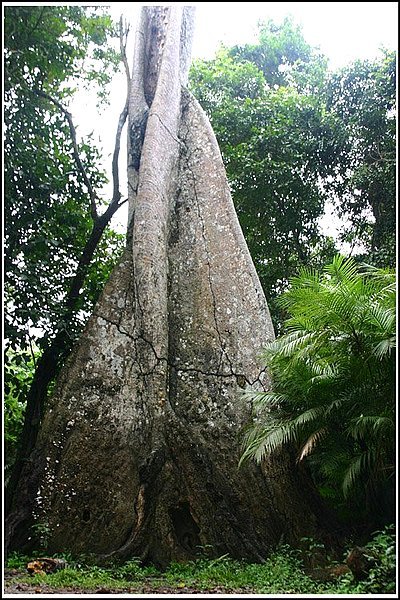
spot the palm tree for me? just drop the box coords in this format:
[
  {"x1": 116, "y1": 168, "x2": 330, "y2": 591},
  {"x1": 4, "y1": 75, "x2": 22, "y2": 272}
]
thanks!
[{"x1": 242, "y1": 255, "x2": 395, "y2": 525}]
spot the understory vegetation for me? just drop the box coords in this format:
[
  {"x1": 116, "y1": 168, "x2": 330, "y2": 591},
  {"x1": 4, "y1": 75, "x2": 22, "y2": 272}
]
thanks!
[
  {"x1": 5, "y1": 526, "x2": 396, "y2": 595},
  {"x1": 241, "y1": 255, "x2": 395, "y2": 530}
]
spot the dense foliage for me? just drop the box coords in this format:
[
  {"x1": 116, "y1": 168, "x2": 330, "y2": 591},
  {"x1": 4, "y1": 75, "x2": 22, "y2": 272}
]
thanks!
[
  {"x1": 4, "y1": 6, "x2": 124, "y2": 355},
  {"x1": 242, "y1": 256, "x2": 395, "y2": 527},
  {"x1": 4, "y1": 348, "x2": 38, "y2": 483},
  {"x1": 326, "y1": 51, "x2": 396, "y2": 265},
  {"x1": 190, "y1": 19, "x2": 396, "y2": 329}
]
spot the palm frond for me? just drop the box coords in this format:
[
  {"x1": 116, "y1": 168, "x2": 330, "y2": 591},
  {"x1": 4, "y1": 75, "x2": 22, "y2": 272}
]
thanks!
[
  {"x1": 245, "y1": 390, "x2": 288, "y2": 411},
  {"x1": 240, "y1": 420, "x2": 298, "y2": 465},
  {"x1": 292, "y1": 406, "x2": 325, "y2": 427},
  {"x1": 342, "y1": 448, "x2": 380, "y2": 498},
  {"x1": 318, "y1": 446, "x2": 351, "y2": 480},
  {"x1": 324, "y1": 254, "x2": 359, "y2": 285},
  {"x1": 263, "y1": 330, "x2": 320, "y2": 359},
  {"x1": 342, "y1": 454, "x2": 364, "y2": 497},
  {"x1": 359, "y1": 262, "x2": 395, "y2": 280},
  {"x1": 241, "y1": 254, "x2": 395, "y2": 515},
  {"x1": 324, "y1": 396, "x2": 347, "y2": 415},
  {"x1": 308, "y1": 360, "x2": 340, "y2": 385},
  {"x1": 347, "y1": 415, "x2": 394, "y2": 441},
  {"x1": 297, "y1": 428, "x2": 327, "y2": 462},
  {"x1": 372, "y1": 282, "x2": 396, "y2": 304},
  {"x1": 373, "y1": 337, "x2": 396, "y2": 359},
  {"x1": 287, "y1": 266, "x2": 321, "y2": 290},
  {"x1": 367, "y1": 303, "x2": 396, "y2": 335}
]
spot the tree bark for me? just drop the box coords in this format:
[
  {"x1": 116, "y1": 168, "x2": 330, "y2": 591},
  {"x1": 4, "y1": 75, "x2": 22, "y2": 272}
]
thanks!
[{"x1": 6, "y1": 6, "x2": 337, "y2": 565}]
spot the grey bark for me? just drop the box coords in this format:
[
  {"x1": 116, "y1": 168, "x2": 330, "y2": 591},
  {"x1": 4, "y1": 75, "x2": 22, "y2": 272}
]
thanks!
[{"x1": 7, "y1": 6, "x2": 335, "y2": 565}]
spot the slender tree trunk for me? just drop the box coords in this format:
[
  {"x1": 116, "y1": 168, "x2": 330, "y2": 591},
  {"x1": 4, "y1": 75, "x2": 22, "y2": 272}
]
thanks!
[{"x1": 6, "y1": 6, "x2": 337, "y2": 564}]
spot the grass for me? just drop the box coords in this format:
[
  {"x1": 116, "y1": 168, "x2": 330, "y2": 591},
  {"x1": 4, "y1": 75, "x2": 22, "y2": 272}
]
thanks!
[
  {"x1": 164, "y1": 551, "x2": 323, "y2": 593},
  {"x1": 6, "y1": 529, "x2": 396, "y2": 595}
]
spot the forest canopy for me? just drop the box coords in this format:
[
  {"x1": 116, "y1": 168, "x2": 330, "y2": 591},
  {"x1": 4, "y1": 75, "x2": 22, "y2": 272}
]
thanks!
[{"x1": 190, "y1": 18, "x2": 396, "y2": 327}]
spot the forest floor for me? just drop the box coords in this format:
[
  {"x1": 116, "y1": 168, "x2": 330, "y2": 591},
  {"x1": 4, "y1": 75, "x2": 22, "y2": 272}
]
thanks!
[
  {"x1": 4, "y1": 567, "x2": 254, "y2": 595},
  {"x1": 4, "y1": 546, "x2": 387, "y2": 596}
]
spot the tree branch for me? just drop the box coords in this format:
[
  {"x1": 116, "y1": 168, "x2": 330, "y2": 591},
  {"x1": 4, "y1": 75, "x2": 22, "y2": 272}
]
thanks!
[
  {"x1": 27, "y1": 329, "x2": 37, "y2": 369},
  {"x1": 119, "y1": 16, "x2": 131, "y2": 86},
  {"x1": 34, "y1": 88, "x2": 99, "y2": 221},
  {"x1": 33, "y1": 18, "x2": 132, "y2": 226},
  {"x1": 110, "y1": 100, "x2": 128, "y2": 212},
  {"x1": 107, "y1": 17, "x2": 131, "y2": 213}
]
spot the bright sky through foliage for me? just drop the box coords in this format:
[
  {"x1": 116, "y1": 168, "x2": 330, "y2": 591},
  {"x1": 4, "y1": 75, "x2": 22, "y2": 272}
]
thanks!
[
  {"x1": 192, "y1": 2, "x2": 398, "y2": 67},
  {"x1": 109, "y1": 2, "x2": 398, "y2": 67},
  {"x1": 72, "y1": 2, "x2": 398, "y2": 236}
]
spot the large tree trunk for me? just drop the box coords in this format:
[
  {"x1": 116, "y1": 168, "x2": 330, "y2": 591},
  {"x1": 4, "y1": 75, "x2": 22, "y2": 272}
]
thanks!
[{"x1": 6, "y1": 6, "x2": 335, "y2": 565}]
